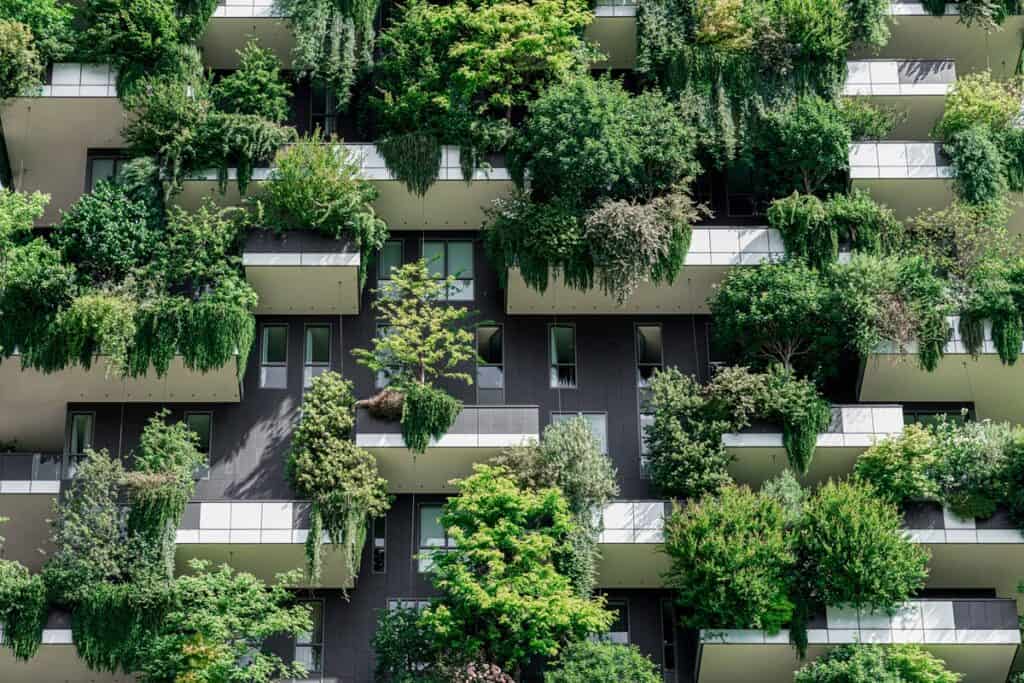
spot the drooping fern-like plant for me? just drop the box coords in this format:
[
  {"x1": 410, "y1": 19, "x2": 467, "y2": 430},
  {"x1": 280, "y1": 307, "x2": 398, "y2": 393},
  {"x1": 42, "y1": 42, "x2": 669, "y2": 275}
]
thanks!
[
  {"x1": 0, "y1": 559, "x2": 47, "y2": 661},
  {"x1": 400, "y1": 381, "x2": 462, "y2": 453},
  {"x1": 377, "y1": 134, "x2": 443, "y2": 198}
]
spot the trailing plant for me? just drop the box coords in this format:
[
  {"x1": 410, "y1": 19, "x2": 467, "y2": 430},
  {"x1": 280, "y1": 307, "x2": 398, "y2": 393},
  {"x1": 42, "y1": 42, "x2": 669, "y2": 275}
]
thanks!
[
  {"x1": 369, "y1": 0, "x2": 594, "y2": 193},
  {"x1": 416, "y1": 466, "x2": 613, "y2": 674},
  {"x1": 493, "y1": 416, "x2": 619, "y2": 596},
  {"x1": 663, "y1": 485, "x2": 796, "y2": 632},
  {"x1": 794, "y1": 480, "x2": 929, "y2": 612},
  {"x1": 287, "y1": 372, "x2": 389, "y2": 583},
  {"x1": 959, "y1": 259, "x2": 1024, "y2": 364},
  {"x1": 212, "y1": 40, "x2": 292, "y2": 123},
  {"x1": 544, "y1": 641, "x2": 661, "y2": 683},
  {"x1": 352, "y1": 260, "x2": 476, "y2": 453},
  {"x1": 946, "y1": 125, "x2": 1007, "y2": 205},
  {"x1": 0, "y1": 559, "x2": 47, "y2": 660},
  {"x1": 377, "y1": 134, "x2": 443, "y2": 198},
  {"x1": 0, "y1": 20, "x2": 42, "y2": 100},
  {"x1": 257, "y1": 135, "x2": 388, "y2": 284},
  {"x1": 854, "y1": 423, "x2": 938, "y2": 506},
  {"x1": 274, "y1": 0, "x2": 380, "y2": 107},
  {"x1": 794, "y1": 644, "x2": 961, "y2": 682},
  {"x1": 762, "y1": 369, "x2": 832, "y2": 475}
]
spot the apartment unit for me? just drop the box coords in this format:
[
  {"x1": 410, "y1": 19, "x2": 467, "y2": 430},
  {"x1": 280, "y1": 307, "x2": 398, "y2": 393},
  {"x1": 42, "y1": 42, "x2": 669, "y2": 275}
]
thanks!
[{"x1": 1, "y1": 1, "x2": 1023, "y2": 682}]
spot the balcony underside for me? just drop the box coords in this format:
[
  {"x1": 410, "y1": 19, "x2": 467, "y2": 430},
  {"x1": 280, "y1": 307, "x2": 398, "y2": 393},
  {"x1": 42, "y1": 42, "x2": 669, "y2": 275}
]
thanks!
[
  {"x1": 243, "y1": 256, "x2": 361, "y2": 315},
  {"x1": 199, "y1": 16, "x2": 293, "y2": 70},
  {"x1": 0, "y1": 494, "x2": 55, "y2": 572},
  {"x1": 177, "y1": 178, "x2": 514, "y2": 230},
  {"x1": 926, "y1": 542, "x2": 1024, "y2": 607},
  {"x1": 0, "y1": 646, "x2": 133, "y2": 683},
  {"x1": 175, "y1": 542, "x2": 353, "y2": 588},
  {"x1": 859, "y1": 353, "x2": 1024, "y2": 423},
  {"x1": 1, "y1": 97, "x2": 126, "y2": 226},
  {"x1": 362, "y1": 446, "x2": 514, "y2": 493},
  {"x1": 596, "y1": 542, "x2": 670, "y2": 589},
  {"x1": 859, "y1": 94, "x2": 946, "y2": 139},
  {"x1": 726, "y1": 445, "x2": 872, "y2": 488},
  {"x1": 697, "y1": 642, "x2": 1017, "y2": 683},
  {"x1": 585, "y1": 15, "x2": 637, "y2": 70}
]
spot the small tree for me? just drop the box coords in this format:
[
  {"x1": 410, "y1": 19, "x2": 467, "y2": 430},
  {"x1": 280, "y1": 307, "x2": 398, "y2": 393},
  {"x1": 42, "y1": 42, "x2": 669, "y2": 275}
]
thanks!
[
  {"x1": 417, "y1": 465, "x2": 613, "y2": 674},
  {"x1": 0, "y1": 20, "x2": 42, "y2": 100},
  {"x1": 0, "y1": 189, "x2": 47, "y2": 252},
  {"x1": 0, "y1": 558, "x2": 47, "y2": 660},
  {"x1": 544, "y1": 641, "x2": 661, "y2": 683},
  {"x1": 794, "y1": 643, "x2": 960, "y2": 683},
  {"x1": 287, "y1": 372, "x2": 389, "y2": 583},
  {"x1": 0, "y1": 0, "x2": 76, "y2": 65},
  {"x1": 854, "y1": 424, "x2": 937, "y2": 506},
  {"x1": 493, "y1": 416, "x2": 619, "y2": 595},
  {"x1": 212, "y1": 39, "x2": 292, "y2": 122},
  {"x1": 662, "y1": 485, "x2": 795, "y2": 632},
  {"x1": 795, "y1": 481, "x2": 929, "y2": 612},
  {"x1": 352, "y1": 259, "x2": 476, "y2": 452}
]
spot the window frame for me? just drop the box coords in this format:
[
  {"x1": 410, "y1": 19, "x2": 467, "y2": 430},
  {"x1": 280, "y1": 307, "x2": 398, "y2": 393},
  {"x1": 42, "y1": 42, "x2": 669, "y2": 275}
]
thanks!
[
  {"x1": 549, "y1": 323, "x2": 578, "y2": 389},
  {"x1": 551, "y1": 411, "x2": 608, "y2": 455},
  {"x1": 259, "y1": 324, "x2": 289, "y2": 389},
  {"x1": 374, "y1": 323, "x2": 399, "y2": 389},
  {"x1": 372, "y1": 516, "x2": 387, "y2": 575},
  {"x1": 475, "y1": 324, "x2": 504, "y2": 391},
  {"x1": 184, "y1": 411, "x2": 213, "y2": 480},
  {"x1": 303, "y1": 324, "x2": 332, "y2": 389},
  {"x1": 67, "y1": 411, "x2": 95, "y2": 456},
  {"x1": 417, "y1": 503, "x2": 455, "y2": 574},
  {"x1": 84, "y1": 149, "x2": 129, "y2": 192},
  {"x1": 294, "y1": 598, "x2": 325, "y2": 675},
  {"x1": 378, "y1": 240, "x2": 403, "y2": 283},
  {"x1": 422, "y1": 239, "x2": 475, "y2": 302},
  {"x1": 604, "y1": 599, "x2": 630, "y2": 645},
  {"x1": 635, "y1": 323, "x2": 664, "y2": 388}
]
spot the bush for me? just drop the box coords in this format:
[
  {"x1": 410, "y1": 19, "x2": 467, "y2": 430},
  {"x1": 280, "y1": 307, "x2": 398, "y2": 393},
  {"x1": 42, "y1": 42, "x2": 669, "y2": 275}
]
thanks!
[
  {"x1": 854, "y1": 424, "x2": 938, "y2": 506},
  {"x1": 0, "y1": 20, "x2": 42, "y2": 100},
  {"x1": 1001, "y1": 429, "x2": 1024, "y2": 528},
  {"x1": 794, "y1": 644, "x2": 961, "y2": 682},
  {"x1": 946, "y1": 126, "x2": 1007, "y2": 205},
  {"x1": 212, "y1": 40, "x2": 291, "y2": 123},
  {"x1": 0, "y1": 559, "x2": 47, "y2": 660},
  {"x1": 663, "y1": 485, "x2": 795, "y2": 632},
  {"x1": 544, "y1": 641, "x2": 661, "y2": 683},
  {"x1": 927, "y1": 419, "x2": 1010, "y2": 519},
  {"x1": 0, "y1": 0, "x2": 75, "y2": 64},
  {"x1": 400, "y1": 381, "x2": 463, "y2": 455},
  {"x1": 795, "y1": 481, "x2": 929, "y2": 612}
]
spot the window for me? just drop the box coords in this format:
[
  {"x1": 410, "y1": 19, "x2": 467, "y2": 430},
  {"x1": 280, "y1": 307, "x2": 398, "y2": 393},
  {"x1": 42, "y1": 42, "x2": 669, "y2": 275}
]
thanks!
[
  {"x1": 552, "y1": 412, "x2": 607, "y2": 455},
  {"x1": 185, "y1": 412, "x2": 212, "y2": 480},
  {"x1": 660, "y1": 599, "x2": 677, "y2": 674},
  {"x1": 372, "y1": 516, "x2": 387, "y2": 574},
  {"x1": 294, "y1": 600, "x2": 324, "y2": 675},
  {"x1": 304, "y1": 325, "x2": 331, "y2": 389},
  {"x1": 904, "y1": 406, "x2": 971, "y2": 426},
  {"x1": 476, "y1": 325, "x2": 504, "y2": 396},
  {"x1": 636, "y1": 325, "x2": 664, "y2": 387},
  {"x1": 68, "y1": 412, "x2": 94, "y2": 455},
  {"x1": 387, "y1": 598, "x2": 431, "y2": 611},
  {"x1": 260, "y1": 325, "x2": 288, "y2": 389},
  {"x1": 378, "y1": 241, "x2": 403, "y2": 283},
  {"x1": 418, "y1": 504, "x2": 455, "y2": 573},
  {"x1": 310, "y1": 81, "x2": 339, "y2": 136},
  {"x1": 639, "y1": 412, "x2": 654, "y2": 477},
  {"x1": 423, "y1": 241, "x2": 474, "y2": 301},
  {"x1": 86, "y1": 151, "x2": 128, "y2": 191},
  {"x1": 375, "y1": 324, "x2": 399, "y2": 389},
  {"x1": 603, "y1": 601, "x2": 629, "y2": 644},
  {"x1": 550, "y1": 325, "x2": 577, "y2": 389}
]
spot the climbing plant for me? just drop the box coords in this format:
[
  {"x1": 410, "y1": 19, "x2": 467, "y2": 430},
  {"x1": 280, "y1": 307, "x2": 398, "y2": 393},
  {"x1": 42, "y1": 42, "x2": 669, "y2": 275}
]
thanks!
[{"x1": 0, "y1": 559, "x2": 47, "y2": 660}]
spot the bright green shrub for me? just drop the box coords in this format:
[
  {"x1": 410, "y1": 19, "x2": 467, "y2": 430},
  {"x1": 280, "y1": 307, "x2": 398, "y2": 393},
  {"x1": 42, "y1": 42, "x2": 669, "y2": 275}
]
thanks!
[
  {"x1": 946, "y1": 126, "x2": 1007, "y2": 205},
  {"x1": 212, "y1": 40, "x2": 291, "y2": 122},
  {"x1": 0, "y1": 0, "x2": 74, "y2": 64},
  {"x1": 854, "y1": 424, "x2": 938, "y2": 506},
  {"x1": 927, "y1": 419, "x2": 1010, "y2": 519},
  {"x1": 0, "y1": 559, "x2": 47, "y2": 660},
  {"x1": 0, "y1": 188, "x2": 47, "y2": 248},
  {"x1": 401, "y1": 381, "x2": 462, "y2": 454},
  {"x1": 0, "y1": 20, "x2": 42, "y2": 100},
  {"x1": 544, "y1": 641, "x2": 661, "y2": 683},
  {"x1": 794, "y1": 643, "x2": 961, "y2": 682}
]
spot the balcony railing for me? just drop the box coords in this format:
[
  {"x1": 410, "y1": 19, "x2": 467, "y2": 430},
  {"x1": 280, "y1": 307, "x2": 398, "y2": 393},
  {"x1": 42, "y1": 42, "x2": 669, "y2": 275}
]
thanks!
[
  {"x1": 0, "y1": 453, "x2": 63, "y2": 493},
  {"x1": 844, "y1": 59, "x2": 955, "y2": 97},
  {"x1": 850, "y1": 142, "x2": 952, "y2": 180},
  {"x1": 38, "y1": 64, "x2": 118, "y2": 98}
]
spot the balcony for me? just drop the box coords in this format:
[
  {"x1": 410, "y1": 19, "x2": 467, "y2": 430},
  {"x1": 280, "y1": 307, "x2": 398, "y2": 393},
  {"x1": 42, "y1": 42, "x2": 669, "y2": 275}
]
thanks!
[
  {"x1": 0, "y1": 610, "x2": 132, "y2": 682},
  {"x1": 724, "y1": 404, "x2": 905, "y2": 487},
  {"x1": 852, "y1": 2, "x2": 1024, "y2": 79},
  {"x1": 858, "y1": 316, "x2": 1024, "y2": 422},
  {"x1": 0, "y1": 453, "x2": 63, "y2": 572},
  {"x1": 177, "y1": 144, "x2": 514, "y2": 230},
  {"x1": 587, "y1": 0, "x2": 637, "y2": 69},
  {"x1": 175, "y1": 500, "x2": 352, "y2": 588},
  {"x1": 697, "y1": 598, "x2": 1021, "y2": 683},
  {"x1": 0, "y1": 354, "x2": 242, "y2": 452},
  {"x1": 849, "y1": 141, "x2": 956, "y2": 222},
  {"x1": 596, "y1": 500, "x2": 671, "y2": 588},
  {"x1": 354, "y1": 405, "x2": 540, "y2": 493},
  {"x1": 200, "y1": 0, "x2": 291, "y2": 70},
  {"x1": 844, "y1": 60, "x2": 955, "y2": 138},
  {"x1": 243, "y1": 229, "x2": 361, "y2": 315},
  {"x1": 0, "y1": 64, "x2": 126, "y2": 225},
  {"x1": 505, "y1": 227, "x2": 784, "y2": 315}
]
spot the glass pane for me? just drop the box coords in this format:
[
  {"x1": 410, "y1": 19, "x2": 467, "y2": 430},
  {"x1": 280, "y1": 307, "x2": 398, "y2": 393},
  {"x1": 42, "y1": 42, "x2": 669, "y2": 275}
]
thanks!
[
  {"x1": 306, "y1": 326, "x2": 330, "y2": 364},
  {"x1": 585, "y1": 414, "x2": 608, "y2": 454},
  {"x1": 186, "y1": 414, "x2": 211, "y2": 454},
  {"x1": 419, "y1": 505, "x2": 446, "y2": 547},
  {"x1": 477, "y1": 365, "x2": 504, "y2": 390},
  {"x1": 609, "y1": 602, "x2": 629, "y2": 632},
  {"x1": 447, "y1": 242, "x2": 473, "y2": 278},
  {"x1": 637, "y1": 326, "x2": 663, "y2": 365},
  {"x1": 638, "y1": 364, "x2": 659, "y2": 387},
  {"x1": 90, "y1": 158, "x2": 115, "y2": 190},
  {"x1": 640, "y1": 414, "x2": 654, "y2": 456},
  {"x1": 477, "y1": 326, "x2": 502, "y2": 364},
  {"x1": 379, "y1": 241, "x2": 402, "y2": 279},
  {"x1": 262, "y1": 326, "x2": 287, "y2": 364},
  {"x1": 551, "y1": 326, "x2": 575, "y2": 365},
  {"x1": 422, "y1": 242, "x2": 445, "y2": 279},
  {"x1": 70, "y1": 414, "x2": 93, "y2": 454},
  {"x1": 295, "y1": 646, "x2": 322, "y2": 673},
  {"x1": 552, "y1": 365, "x2": 577, "y2": 388}
]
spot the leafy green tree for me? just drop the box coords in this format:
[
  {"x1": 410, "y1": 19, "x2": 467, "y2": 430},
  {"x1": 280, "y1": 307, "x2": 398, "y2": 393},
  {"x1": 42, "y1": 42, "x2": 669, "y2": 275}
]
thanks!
[
  {"x1": 352, "y1": 259, "x2": 476, "y2": 452},
  {"x1": 927, "y1": 418, "x2": 1011, "y2": 519},
  {"x1": 794, "y1": 643, "x2": 960, "y2": 682},
  {"x1": 795, "y1": 481, "x2": 929, "y2": 612},
  {"x1": 544, "y1": 641, "x2": 661, "y2": 683},
  {"x1": 287, "y1": 372, "x2": 389, "y2": 583},
  {"x1": 493, "y1": 416, "x2": 619, "y2": 595},
  {"x1": 0, "y1": 20, "x2": 42, "y2": 100},
  {"x1": 0, "y1": 0, "x2": 74, "y2": 64},
  {"x1": 0, "y1": 558, "x2": 47, "y2": 660},
  {"x1": 138, "y1": 561, "x2": 312, "y2": 683},
  {"x1": 854, "y1": 424, "x2": 938, "y2": 506},
  {"x1": 373, "y1": 607, "x2": 452, "y2": 682},
  {"x1": 663, "y1": 485, "x2": 795, "y2": 632},
  {"x1": 213, "y1": 40, "x2": 292, "y2": 122},
  {"x1": 0, "y1": 189, "x2": 47, "y2": 251},
  {"x1": 946, "y1": 125, "x2": 1006, "y2": 205},
  {"x1": 417, "y1": 465, "x2": 613, "y2": 673}
]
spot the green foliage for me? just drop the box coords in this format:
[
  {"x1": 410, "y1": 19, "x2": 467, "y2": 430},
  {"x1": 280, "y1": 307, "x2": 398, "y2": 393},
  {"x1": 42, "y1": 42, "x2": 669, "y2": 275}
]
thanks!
[
  {"x1": 493, "y1": 416, "x2": 619, "y2": 595},
  {"x1": 794, "y1": 644, "x2": 961, "y2": 682},
  {"x1": 544, "y1": 640, "x2": 661, "y2": 683},
  {"x1": 373, "y1": 607, "x2": 452, "y2": 682},
  {"x1": 287, "y1": 372, "x2": 389, "y2": 583},
  {"x1": 927, "y1": 418, "x2": 1010, "y2": 519},
  {"x1": 854, "y1": 424, "x2": 938, "y2": 506},
  {"x1": 212, "y1": 40, "x2": 292, "y2": 123},
  {"x1": 417, "y1": 465, "x2": 613, "y2": 672},
  {"x1": 377, "y1": 134, "x2": 443, "y2": 198},
  {"x1": 839, "y1": 97, "x2": 903, "y2": 140},
  {"x1": 663, "y1": 485, "x2": 795, "y2": 632},
  {"x1": 946, "y1": 126, "x2": 1007, "y2": 205},
  {"x1": 257, "y1": 136, "x2": 387, "y2": 284},
  {"x1": 959, "y1": 258, "x2": 1024, "y2": 364},
  {"x1": 1001, "y1": 430, "x2": 1024, "y2": 528},
  {"x1": 0, "y1": 0, "x2": 74, "y2": 64},
  {"x1": 0, "y1": 188, "x2": 47, "y2": 250},
  {"x1": 767, "y1": 370, "x2": 832, "y2": 475},
  {"x1": 275, "y1": 0, "x2": 380, "y2": 106},
  {"x1": 768, "y1": 191, "x2": 901, "y2": 270},
  {"x1": 795, "y1": 480, "x2": 929, "y2": 612},
  {"x1": 400, "y1": 381, "x2": 463, "y2": 454},
  {"x1": 0, "y1": 559, "x2": 47, "y2": 660},
  {"x1": 906, "y1": 200, "x2": 1014, "y2": 279},
  {"x1": 370, "y1": 0, "x2": 593, "y2": 191},
  {"x1": 0, "y1": 20, "x2": 42, "y2": 100}
]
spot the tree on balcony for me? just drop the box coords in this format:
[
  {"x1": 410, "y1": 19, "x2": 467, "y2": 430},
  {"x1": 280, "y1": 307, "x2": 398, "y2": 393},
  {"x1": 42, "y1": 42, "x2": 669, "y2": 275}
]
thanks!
[
  {"x1": 794, "y1": 643, "x2": 960, "y2": 683},
  {"x1": 544, "y1": 641, "x2": 661, "y2": 683}
]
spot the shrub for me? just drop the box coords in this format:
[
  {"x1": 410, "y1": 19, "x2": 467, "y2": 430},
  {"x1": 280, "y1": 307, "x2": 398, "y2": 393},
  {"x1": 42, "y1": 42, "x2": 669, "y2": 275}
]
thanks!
[
  {"x1": 0, "y1": 0, "x2": 75, "y2": 64},
  {"x1": 0, "y1": 20, "x2": 42, "y2": 100},
  {"x1": 946, "y1": 126, "x2": 1007, "y2": 205},
  {"x1": 854, "y1": 424, "x2": 937, "y2": 506},
  {"x1": 794, "y1": 643, "x2": 961, "y2": 682},
  {"x1": 934, "y1": 71, "x2": 1023, "y2": 141},
  {"x1": 400, "y1": 381, "x2": 462, "y2": 454},
  {"x1": 373, "y1": 607, "x2": 451, "y2": 682},
  {"x1": 927, "y1": 419, "x2": 1010, "y2": 519},
  {"x1": 0, "y1": 189, "x2": 47, "y2": 249},
  {"x1": 839, "y1": 97, "x2": 902, "y2": 140},
  {"x1": 544, "y1": 641, "x2": 661, "y2": 683},
  {"x1": 0, "y1": 559, "x2": 47, "y2": 660},
  {"x1": 905, "y1": 200, "x2": 1013, "y2": 279},
  {"x1": 761, "y1": 369, "x2": 831, "y2": 475},
  {"x1": 663, "y1": 485, "x2": 795, "y2": 632},
  {"x1": 212, "y1": 40, "x2": 291, "y2": 122},
  {"x1": 795, "y1": 481, "x2": 929, "y2": 612},
  {"x1": 1001, "y1": 429, "x2": 1024, "y2": 528}
]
